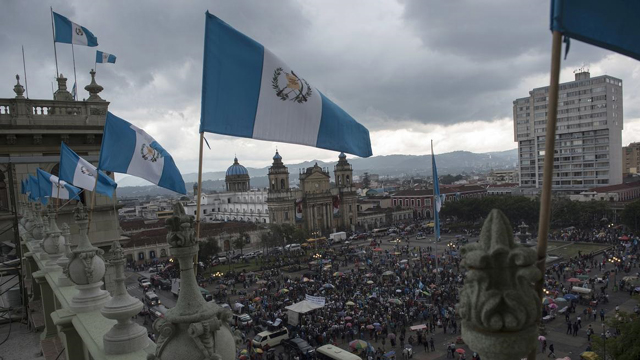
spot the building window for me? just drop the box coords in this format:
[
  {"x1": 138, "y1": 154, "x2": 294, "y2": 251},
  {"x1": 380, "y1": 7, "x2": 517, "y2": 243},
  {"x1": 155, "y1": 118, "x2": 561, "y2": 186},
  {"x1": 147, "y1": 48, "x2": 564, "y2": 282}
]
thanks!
[
  {"x1": 411, "y1": 199, "x2": 415, "y2": 206},
  {"x1": 346, "y1": 175, "x2": 350, "y2": 184},
  {"x1": 281, "y1": 179, "x2": 285, "y2": 189},
  {"x1": 284, "y1": 211, "x2": 289, "y2": 220}
]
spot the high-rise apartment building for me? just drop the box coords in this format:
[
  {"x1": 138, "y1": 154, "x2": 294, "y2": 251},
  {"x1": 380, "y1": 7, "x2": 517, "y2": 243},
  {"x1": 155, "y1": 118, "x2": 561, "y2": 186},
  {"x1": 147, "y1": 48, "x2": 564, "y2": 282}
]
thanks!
[
  {"x1": 513, "y1": 71, "x2": 623, "y2": 190},
  {"x1": 622, "y1": 142, "x2": 640, "y2": 175}
]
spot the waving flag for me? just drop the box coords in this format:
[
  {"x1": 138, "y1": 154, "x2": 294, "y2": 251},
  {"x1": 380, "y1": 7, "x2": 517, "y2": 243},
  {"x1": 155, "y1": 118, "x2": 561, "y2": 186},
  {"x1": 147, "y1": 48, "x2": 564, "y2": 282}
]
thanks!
[
  {"x1": 59, "y1": 142, "x2": 117, "y2": 197},
  {"x1": 200, "y1": 12, "x2": 372, "y2": 158},
  {"x1": 96, "y1": 51, "x2": 116, "y2": 64},
  {"x1": 431, "y1": 141, "x2": 441, "y2": 241},
  {"x1": 21, "y1": 178, "x2": 28, "y2": 195},
  {"x1": 52, "y1": 11, "x2": 98, "y2": 47},
  {"x1": 98, "y1": 112, "x2": 186, "y2": 194},
  {"x1": 36, "y1": 169, "x2": 81, "y2": 205},
  {"x1": 27, "y1": 175, "x2": 39, "y2": 202},
  {"x1": 551, "y1": 0, "x2": 640, "y2": 61}
]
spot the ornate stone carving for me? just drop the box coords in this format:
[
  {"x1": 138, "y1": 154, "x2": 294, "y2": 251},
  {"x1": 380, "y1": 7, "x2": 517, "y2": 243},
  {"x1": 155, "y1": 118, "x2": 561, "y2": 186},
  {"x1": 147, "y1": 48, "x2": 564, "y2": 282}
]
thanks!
[
  {"x1": 89, "y1": 107, "x2": 107, "y2": 115},
  {"x1": 13, "y1": 75, "x2": 25, "y2": 99},
  {"x1": 54, "y1": 74, "x2": 74, "y2": 101},
  {"x1": 33, "y1": 134, "x2": 42, "y2": 145},
  {"x1": 85, "y1": 134, "x2": 95, "y2": 145},
  {"x1": 57, "y1": 223, "x2": 73, "y2": 286},
  {"x1": 41, "y1": 204, "x2": 64, "y2": 271},
  {"x1": 66, "y1": 202, "x2": 110, "y2": 312},
  {"x1": 101, "y1": 241, "x2": 149, "y2": 354},
  {"x1": 148, "y1": 203, "x2": 237, "y2": 360},
  {"x1": 458, "y1": 209, "x2": 541, "y2": 360},
  {"x1": 84, "y1": 69, "x2": 104, "y2": 102}
]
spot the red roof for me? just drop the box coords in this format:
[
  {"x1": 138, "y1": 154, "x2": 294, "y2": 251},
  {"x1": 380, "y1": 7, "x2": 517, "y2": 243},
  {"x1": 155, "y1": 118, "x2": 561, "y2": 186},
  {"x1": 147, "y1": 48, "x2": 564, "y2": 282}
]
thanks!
[{"x1": 590, "y1": 182, "x2": 640, "y2": 193}]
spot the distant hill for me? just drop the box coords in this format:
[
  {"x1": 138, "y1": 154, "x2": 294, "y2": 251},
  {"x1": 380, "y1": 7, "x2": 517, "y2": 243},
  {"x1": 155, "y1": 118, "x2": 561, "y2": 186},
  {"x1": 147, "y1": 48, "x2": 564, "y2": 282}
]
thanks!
[{"x1": 115, "y1": 149, "x2": 517, "y2": 198}]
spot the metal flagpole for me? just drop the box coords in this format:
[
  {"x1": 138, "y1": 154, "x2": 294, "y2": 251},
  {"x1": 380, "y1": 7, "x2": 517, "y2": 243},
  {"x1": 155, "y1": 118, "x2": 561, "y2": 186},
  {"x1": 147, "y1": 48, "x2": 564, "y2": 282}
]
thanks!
[
  {"x1": 194, "y1": 132, "x2": 205, "y2": 276},
  {"x1": 431, "y1": 140, "x2": 438, "y2": 284},
  {"x1": 22, "y1": 46, "x2": 29, "y2": 99},
  {"x1": 50, "y1": 7, "x2": 59, "y2": 78},
  {"x1": 71, "y1": 44, "x2": 78, "y2": 101},
  {"x1": 87, "y1": 168, "x2": 101, "y2": 234},
  {"x1": 527, "y1": 30, "x2": 563, "y2": 360}
]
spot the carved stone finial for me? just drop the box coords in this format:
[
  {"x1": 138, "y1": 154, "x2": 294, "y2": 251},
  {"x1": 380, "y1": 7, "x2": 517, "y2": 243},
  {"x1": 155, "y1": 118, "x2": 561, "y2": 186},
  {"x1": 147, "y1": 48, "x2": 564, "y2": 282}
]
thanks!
[
  {"x1": 149, "y1": 202, "x2": 237, "y2": 360},
  {"x1": 57, "y1": 223, "x2": 73, "y2": 287},
  {"x1": 458, "y1": 209, "x2": 541, "y2": 360},
  {"x1": 54, "y1": 74, "x2": 74, "y2": 101},
  {"x1": 85, "y1": 69, "x2": 104, "y2": 102},
  {"x1": 14, "y1": 74, "x2": 25, "y2": 99}
]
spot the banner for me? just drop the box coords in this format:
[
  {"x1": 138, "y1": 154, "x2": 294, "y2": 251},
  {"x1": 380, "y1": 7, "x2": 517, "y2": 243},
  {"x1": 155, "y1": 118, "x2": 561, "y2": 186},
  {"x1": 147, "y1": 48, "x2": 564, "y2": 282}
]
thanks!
[
  {"x1": 332, "y1": 195, "x2": 340, "y2": 217},
  {"x1": 295, "y1": 199, "x2": 304, "y2": 222},
  {"x1": 305, "y1": 294, "x2": 325, "y2": 306}
]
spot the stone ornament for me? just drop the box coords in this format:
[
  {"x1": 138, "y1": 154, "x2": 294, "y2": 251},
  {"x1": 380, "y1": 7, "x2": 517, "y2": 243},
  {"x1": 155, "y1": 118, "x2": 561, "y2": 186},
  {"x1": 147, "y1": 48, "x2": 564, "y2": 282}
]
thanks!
[
  {"x1": 31, "y1": 203, "x2": 45, "y2": 242},
  {"x1": 85, "y1": 69, "x2": 104, "y2": 102},
  {"x1": 458, "y1": 209, "x2": 541, "y2": 360},
  {"x1": 56, "y1": 223, "x2": 73, "y2": 287},
  {"x1": 65, "y1": 202, "x2": 110, "y2": 312},
  {"x1": 101, "y1": 241, "x2": 149, "y2": 354},
  {"x1": 149, "y1": 203, "x2": 236, "y2": 360},
  {"x1": 14, "y1": 74, "x2": 25, "y2": 99},
  {"x1": 42, "y1": 204, "x2": 65, "y2": 270}
]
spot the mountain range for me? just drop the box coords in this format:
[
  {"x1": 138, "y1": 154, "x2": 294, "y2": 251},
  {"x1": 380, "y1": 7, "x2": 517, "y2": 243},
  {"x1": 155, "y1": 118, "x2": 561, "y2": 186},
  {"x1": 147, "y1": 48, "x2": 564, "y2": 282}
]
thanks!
[{"x1": 115, "y1": 149, "x2": 517, "y2": 198}]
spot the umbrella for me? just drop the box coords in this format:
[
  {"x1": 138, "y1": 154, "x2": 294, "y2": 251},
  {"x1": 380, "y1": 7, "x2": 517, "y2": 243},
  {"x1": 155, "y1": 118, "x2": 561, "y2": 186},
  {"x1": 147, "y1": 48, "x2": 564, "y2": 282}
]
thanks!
[
  {"x1": 253, "y1": 297, "x2": 262, "y2": 302},
  {"x1": 323, "y1": 284, "x2": 335, "y2": 289},
  {"x1": 366, "y1": 280, "x2": 374, "y2": 284},
  {"x1": 554, "y1": 297, "x2": 568, "y2": 303},
  {"x1": 387, "y1": 333, "x2": 396, "y2": 340},
  {"x1": 255, "y1": 348, "x2": 263, "y2": 354},
  {"x1": 542, "y1": 297, "x2": 554, "y2": 305},
  {"x1": 564, "y1": 294, "x2": 578, "y2": 301},
  {"x1": 373, "y1": 322, "x2": 381, "y2": 326},
  {"x1": 538, "y1": 335, "x2": 546, "y2": 341},
  {"x1": 388, "y1": 298, "x2": 402, "y2": 305},
  {"x1": 333, "y1": 272, "x2": 344, "y2": 277},
  {"x1": 396, "y1": 289, "x2": 402, "y2": 293},
  {"x1": 365, "y1": 273, "x2": 374, "y2": 277},
  {"x1": 410, "y1": 324, "x2": 426, "y2": 331},
  {"x1": 344, "y1": 316, "x2": 353, "y2": 320},
  {"x1": 240, "y1": 349, "x2": 249, "y2": 355},
  {"x1": 399, "y1": 259, "x2": 408, "y2": 263},
  {"x1": 366, "y1": 325, "x2": 375, "y2": 329},
  {"x1": 346, "y1": 301, "x2": 356, "y2": 306},
  {"x1": 429, "y1": 284, "x2": 437, "y2": 289},
  {"x1": 548, "y1": 303, "x2": 558, "y2": 309},
  {"x1": 373, "y1": 248, "x2": 383, "y2": 252},
  {"x1": 302, "y1": 277, "x2": 310, "y2": 282},
  {"x1": 256, "y1": 280, "x2": 267, "y2": 285},
  {"x1": 580, "y1": 351, "x2": 599, "y2": 360},
  {"x1": 567, "y1": 278, "x2": 581, "y2": 283},
  {"x1": 382, "y1": 271, "x2": 395, "y2": 276},
  {"x1": 239, "y1": 356, "x2": 248, "y2": 360},
  {"x1": 394, "y1": 252, "x2": 402, "y2": 255},
  {"x1": 346, "y1": 323, "x2": 353, "y2": 327},
  {"x1": 349, "y1": 340, "x2": 369, "y2": 351},
  {"x1": 421, "y1": 290, "x2": 431, "y2": 296},
  {"x1": 456, "y1": 349, "x2": 465, "y2": 354}
]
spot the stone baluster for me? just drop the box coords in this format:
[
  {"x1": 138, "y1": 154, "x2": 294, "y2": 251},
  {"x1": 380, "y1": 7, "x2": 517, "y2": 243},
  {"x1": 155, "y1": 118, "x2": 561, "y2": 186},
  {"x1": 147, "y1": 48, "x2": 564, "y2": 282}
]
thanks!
[
  {"x1": 56, "y1": 223, "x2": 73, "y2": 286},
  {"x1": 149, "y1": 203, "x2": 237, "y2": 360},
  {"x1": 42, "y1": 204, "x2": 65, "y2": 271},
  {"x1": 65, "y1": 202, "x2": 110, "y2": 312},
  {"x1": 101, "y1": 241, "x2": 149, "y2": 354},
  {"x1": 37, "y1": 205, "x2": 50, "y2": 260},
  {"x1": 457, "y1": 209, "x2": 541, "y2": 360},
  {"x1": 31, "y1": 203, "x2": 46, "y2": 257}
]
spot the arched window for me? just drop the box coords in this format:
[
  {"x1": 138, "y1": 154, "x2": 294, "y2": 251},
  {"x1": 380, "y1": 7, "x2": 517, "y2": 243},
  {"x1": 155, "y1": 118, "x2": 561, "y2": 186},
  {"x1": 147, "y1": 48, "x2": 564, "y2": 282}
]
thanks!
[
  {"x1": 150, "y1": 250, "x2": 156, "y2": 259},
  {"x1": 338, "y1": 176, "x2": 342, "y2": 185},
  {"x1": 138, "y1": 252, "x2": 145, "y2": 260},
  {"x1": 346, "y1": 175, "x2": 350, "y2": 184},
  {"x1": 280, "y1": 179, "x2": 285, "y2": 189},
  {"x1": 271, "y1": 180, "x2": 275, "y2": 190},
  {"x1": 160, "y1": 249, "x2": 167, "y2": 257}
]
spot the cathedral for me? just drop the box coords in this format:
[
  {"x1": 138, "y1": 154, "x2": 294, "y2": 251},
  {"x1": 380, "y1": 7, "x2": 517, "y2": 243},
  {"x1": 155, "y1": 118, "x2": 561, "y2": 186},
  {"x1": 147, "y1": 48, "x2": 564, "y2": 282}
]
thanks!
[{"x1": 267, "y1": 151, "x2": 358, "y2": 233}]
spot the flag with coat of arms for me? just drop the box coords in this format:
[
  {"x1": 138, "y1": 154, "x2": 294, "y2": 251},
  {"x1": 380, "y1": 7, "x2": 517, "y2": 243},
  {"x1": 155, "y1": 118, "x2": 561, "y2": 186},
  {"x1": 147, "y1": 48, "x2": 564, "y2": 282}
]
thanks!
[
  {"x1": 59, "y1": 142, "x2": 117, "y2": 197},
  {"x1": 200, "y1": 12, "x2": 372, "y2": 158},
  {"x1": 36, "y1": 168, "x2": 81, "y2": 205},
  {"x1": 98, "y1": 112, "x2": 186, "y2": 194},
  {"x1": 52, "y1": 11, "x2": 98, "y2": 47},
  {"x1": 96, "y1": 50, "x2": 116, "y2": 64}
]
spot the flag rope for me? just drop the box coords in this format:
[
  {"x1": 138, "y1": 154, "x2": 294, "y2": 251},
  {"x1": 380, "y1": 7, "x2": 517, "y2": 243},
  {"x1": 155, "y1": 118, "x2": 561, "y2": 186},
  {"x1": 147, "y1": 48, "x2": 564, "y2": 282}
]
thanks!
[
  {"x1": 71, "y1": 44, "x2": 78, "y2": 101},
  {"x1": 87, "y1": 167, "x2": 101, "y2": 234},
  {"x1": 194, "y1": 132, "x2": 205, "y2": 275}
]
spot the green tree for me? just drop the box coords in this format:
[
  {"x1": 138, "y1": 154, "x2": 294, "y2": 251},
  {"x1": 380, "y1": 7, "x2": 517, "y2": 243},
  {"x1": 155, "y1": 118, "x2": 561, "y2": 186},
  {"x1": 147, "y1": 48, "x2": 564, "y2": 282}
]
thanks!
[
  {"x1": 362, "y1": 172, "x2": 370, "y2": 188},
  {"x1": 621, "y1": 199, "x2": 640, "y2": 232},
  {"x1": 591, "y1": 310, "x2": 640, "y2": 360},
  {"x1": 199, "y1": 237, "x2": 222, "y2": 261},
  {"x1": 232, "y1": 236, "x2": 246, "y2": 255}
]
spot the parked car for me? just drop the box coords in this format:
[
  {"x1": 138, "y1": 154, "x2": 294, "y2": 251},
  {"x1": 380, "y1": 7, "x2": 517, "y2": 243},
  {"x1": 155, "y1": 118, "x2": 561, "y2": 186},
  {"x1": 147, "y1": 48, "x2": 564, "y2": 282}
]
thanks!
[
  {"x1": 282, "y1": 338, "x2": 315, "y2": 359},
  {"x1": 139, "y1": 280, "x2": 151, "y2": 290},
  {"x1": 149, "y1": 305, "x2": 169, "y2": 321},
  {"x1": 158, "y1": 279, "x2": 172, "y2": 290},
  {"x1": 252, "y1": 328, "x2": 289, "y2": 349},
  {"x1": 231, "y1": 313, "x2": 253, "y2": 328},
  {"x1": 144, "y1": 291, "x2": 161, "y2": 306},
  {"x1": 416, "y1": 233, "x2": 427, "y2": 240}
]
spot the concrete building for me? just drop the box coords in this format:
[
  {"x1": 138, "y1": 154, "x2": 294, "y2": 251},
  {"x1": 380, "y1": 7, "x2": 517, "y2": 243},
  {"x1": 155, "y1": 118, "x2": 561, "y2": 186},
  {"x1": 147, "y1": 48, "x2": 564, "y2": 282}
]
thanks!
[
  {"x1": 184, "y1": 157, "x2": 269, "y2": 224},
  {"x1": 487, "y1": 169, "x2": 519, "y2": 184},
  {"x1": 391, "y1": 185, "x2": 486, "y2": 219},
  {"x1": 267, "y1": 151, "x2": 358, "y2": 233},
  {"x1": 622, "y1": 142, "x2": 640, "y2": 175},
  {"x1": 513, "y1": 70, "x2": 623, "y2": 191}
]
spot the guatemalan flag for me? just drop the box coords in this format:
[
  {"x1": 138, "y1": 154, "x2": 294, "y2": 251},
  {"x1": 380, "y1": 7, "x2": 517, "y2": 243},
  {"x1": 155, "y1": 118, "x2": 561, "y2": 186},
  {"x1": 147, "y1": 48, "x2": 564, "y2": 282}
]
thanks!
[
  {"x1": 200, "y1": 12, "x2": 372, "y2": 158},
  {"x1": 431, "y1": 141, "x2": 442, "y2": 242},
  {"x1": 98, "y1": 112, "x2": 186, "y2": 194},
  {"x1": 59, "y1": 142, "x2": 117, "y2": 198},
  {"x1": 21, "y1": 178, "x2": 28, "y2": 195},
  {"x1": 96, "y1": 51, "x2": 116, "y2": 64},
  {"x1": 36, "y1": 169, "x2": 81, "y2": 205},
  {"x1": 53, "y1": 11, "x2": 98, "y2": 47},
  {"x1": 28, "y1": 175, "x2": 39, "y2": 201}
]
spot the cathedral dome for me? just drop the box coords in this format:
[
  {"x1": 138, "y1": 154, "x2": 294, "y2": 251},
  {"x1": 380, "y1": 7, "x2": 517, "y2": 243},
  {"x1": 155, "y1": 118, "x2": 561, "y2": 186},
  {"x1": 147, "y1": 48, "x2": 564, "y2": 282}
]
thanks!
[
  {"x1": 226, "y1": 157, "x2": 249, "y2": 176},
  {"x1": 273, "y1": 151, "x2": 282, "y2": 160}
]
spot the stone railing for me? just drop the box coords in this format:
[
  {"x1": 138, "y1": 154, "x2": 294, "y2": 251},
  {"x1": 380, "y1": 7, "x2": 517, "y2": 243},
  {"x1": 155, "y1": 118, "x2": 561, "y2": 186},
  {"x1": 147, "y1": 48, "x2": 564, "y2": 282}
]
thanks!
[
  {"x1": 20, "y1": 203, "x2": 155, "y2": 360},
  {"x1": 0, "y1": 98, "x2": 109, "y2": 127}
]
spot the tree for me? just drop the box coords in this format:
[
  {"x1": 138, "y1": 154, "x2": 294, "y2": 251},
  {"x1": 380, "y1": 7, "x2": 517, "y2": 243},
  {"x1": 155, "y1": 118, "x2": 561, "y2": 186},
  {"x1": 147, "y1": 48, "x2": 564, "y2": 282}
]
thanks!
[
  {"x1": 591, "y1": 310, "x2": 640, "y2": 360},
  {"x1": 232, "y1": 236, "x2": 246, "y2": 255},
  {"x1": 362, "y1": 172, "x2": 370, "y2": 188},
  {"x1": 199, "y1": 237, "x2": 221, "y2": 261},
  {"x1": 621, "y1": 199, "x2": 640, "y2": 232}
]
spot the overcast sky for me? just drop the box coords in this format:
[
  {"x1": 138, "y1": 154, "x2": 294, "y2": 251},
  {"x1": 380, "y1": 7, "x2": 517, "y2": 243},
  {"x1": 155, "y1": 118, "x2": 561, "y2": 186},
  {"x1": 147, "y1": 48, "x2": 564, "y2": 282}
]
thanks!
[{"x1": 3, "y1": 0, "x2": 640, "y2": 177}]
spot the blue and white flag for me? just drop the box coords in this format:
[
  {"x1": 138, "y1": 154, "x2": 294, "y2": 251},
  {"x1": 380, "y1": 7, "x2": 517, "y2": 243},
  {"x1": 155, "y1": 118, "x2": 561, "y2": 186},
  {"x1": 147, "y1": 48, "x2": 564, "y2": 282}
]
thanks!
[
  {"x1": 200, "y1": 12, "x2": 372, "y2": 158},
  {"x1": 36, "y1": 169, "x2": 81, "y2": 205},
  {"x1": 71, "y1": 82, "x2": 77, "y2": 100},
  {"x1": 52, "y1": 11, "x2": 98, "y2": 47},
  {"x1": 431, "y1": 141, "x2": 441, "y2": 241},
  {"x1": 96, "y1": 51, "x2": 116, "y2": 64},
  {"x1": 21, "y1": 178, "x2": 28, "y2": 195},
  {"x1": 98, "y1": 112, "x2": 186, "y2": 194},
  {"x1": 59, "y1": 142, "x2": 117, "y2": 198},
  {"x1": 28, "y1": 175, "x2": 39, "y2": 201}
]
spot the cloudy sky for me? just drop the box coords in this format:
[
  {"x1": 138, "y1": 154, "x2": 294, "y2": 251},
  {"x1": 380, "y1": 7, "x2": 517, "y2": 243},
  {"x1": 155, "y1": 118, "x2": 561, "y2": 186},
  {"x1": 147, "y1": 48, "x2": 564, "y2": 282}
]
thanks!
[{"x1": 3, "y1": 0, "x2": 640, "y2": 177}]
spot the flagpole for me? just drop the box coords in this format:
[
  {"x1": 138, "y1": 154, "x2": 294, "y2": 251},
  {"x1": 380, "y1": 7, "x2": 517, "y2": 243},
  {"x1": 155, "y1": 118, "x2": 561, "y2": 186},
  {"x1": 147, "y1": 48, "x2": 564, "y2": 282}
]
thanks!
[
  {"x1": 71, "y1": 44, "x2": 78, "y2": 101},
  {"x1": 56, "y1": 179, "x2": 60, "y2": 212},
  {"x1": 87, "y1": 170, "x2": 100, "y2": 234},
  {"x1": 526, "y1": 30, "x2": 563, "y2": 360},
  {"x1": 22, "y1": 46, "x2": 29, "y2": 99},
  {"x1": 50, "y1": 7, "x2": 59, "y2": 78},
  {"x1": 431, "y1": 140, "x2": 439, "y2": 284},
  {"x1": 194, "y1": 132, "x2": 205, "y2": 276}
]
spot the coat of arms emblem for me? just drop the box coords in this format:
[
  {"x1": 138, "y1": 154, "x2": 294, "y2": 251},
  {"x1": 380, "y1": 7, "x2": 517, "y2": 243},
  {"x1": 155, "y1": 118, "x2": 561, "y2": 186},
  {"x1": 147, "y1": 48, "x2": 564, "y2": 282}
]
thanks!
[
  {"x1": 75, "y1": 27, "x2": 84, "y2": 36},
  {"x1": 272, "y1": 67, "x2": 312, "y2": 103},
  {"x1": 140, "y1": 143, "x2": 162, "y2": 162},
  {"x1": 80, "y1": 166, "x2": 94, "y2": 177}
]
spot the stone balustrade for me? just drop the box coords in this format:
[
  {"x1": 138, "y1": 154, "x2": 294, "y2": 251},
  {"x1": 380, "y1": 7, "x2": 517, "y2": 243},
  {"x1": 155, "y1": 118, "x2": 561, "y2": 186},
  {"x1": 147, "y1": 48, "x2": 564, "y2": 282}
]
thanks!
[
  {"x1": 0, "y1": 97, "x2": 108, "y2": 127},
  {"x1": 21, "y1": 224, "x2": 156, "y2": 360}
]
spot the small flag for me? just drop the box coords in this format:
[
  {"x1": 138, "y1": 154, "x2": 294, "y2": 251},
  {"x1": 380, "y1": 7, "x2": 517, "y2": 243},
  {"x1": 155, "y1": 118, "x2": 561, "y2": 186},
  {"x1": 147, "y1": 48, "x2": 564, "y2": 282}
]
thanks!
[
  {"x1": 36, "y1": 168, "x2": 81, "y2": 205},
  {"x1": 21, "y1": 179, "x2": 27, "y2": 195},
  {"x1": 551, "y1": 0, "x2": 640, "y2": 61},
  {"x1": 200, "y1": 12, "x2": 372, "y2": 158},
  {"x1": 431, "y1": 141, "x2": 441, "y2": 241},
  {"x1": 98, "y1": 112, "x2": 186, "y2": 194},
  {"x1": 96, "y1": 50, "x2": 116, "y2": 64},
  {"x1": 59, "y1": 142, "x2": 117, "y2": 198},
  {"x1": 52, "y1": 11, "x2": 98, "y2": 47},
  {"x1": 71, "y1": 82, "x2": 77, "y2": 100},
  {"x1": 28, "y1": 175, "x2": 39, "y2": 201}
]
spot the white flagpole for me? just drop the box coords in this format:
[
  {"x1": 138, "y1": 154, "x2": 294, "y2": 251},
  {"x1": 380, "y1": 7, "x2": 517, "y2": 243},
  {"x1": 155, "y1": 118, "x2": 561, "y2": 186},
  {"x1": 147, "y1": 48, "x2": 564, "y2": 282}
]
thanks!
[
  {"x1": 71, "y1": 44, "x2": 78, "y2": 101},
  {"x1": 50, "y1": 7, "x2": 59, "y2": 78}
]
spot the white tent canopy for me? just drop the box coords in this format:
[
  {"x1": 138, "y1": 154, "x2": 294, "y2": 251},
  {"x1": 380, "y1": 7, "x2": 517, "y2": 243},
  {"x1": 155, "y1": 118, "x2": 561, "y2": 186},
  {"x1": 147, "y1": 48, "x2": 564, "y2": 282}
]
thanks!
[{"x1": 285, "y1": 300, "x2": 324, "y2": 314}]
